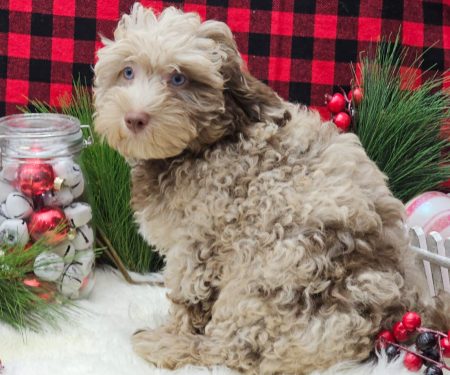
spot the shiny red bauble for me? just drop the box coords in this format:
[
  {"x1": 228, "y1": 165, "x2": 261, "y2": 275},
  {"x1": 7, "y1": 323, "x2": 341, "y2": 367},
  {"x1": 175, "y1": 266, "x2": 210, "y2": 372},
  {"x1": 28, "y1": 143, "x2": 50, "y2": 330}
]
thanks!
[
  {"x1": 376, "y1": 330, "x2": 396, "y2": 348},
  {"x1": 333, "y1": 112, "x2": 351, "y2": 131},
  {"x1": 348, "y1": 87, "x2": 363, "y2": 105},
  {"x1": 28, "y1": 207, "x2": 69, "y2": 244},
  {"x1": 38, "y1": 292, "x2": 54, "y2": 301},
  {"x1": 23, "y1": 277, "x2": 41, "y2": 288},
  {"x1": 402, "y1": 312, "x2": 422, "y2": 331},
  {"x1": 326, "y1": 93, "x2": 346, "y2": 114},
  {"x1": 440, "y1": 337, "x2": 450, "y2": 358},
  {"x1": 393, "y1": 321, "x2": 409, "y2": 342},
  {"x1": 17, "y1": 161, "x2": 55, "y2": 196},
  {"x1": 403, "y1": 352, "x2": 423, "y2": 372}
]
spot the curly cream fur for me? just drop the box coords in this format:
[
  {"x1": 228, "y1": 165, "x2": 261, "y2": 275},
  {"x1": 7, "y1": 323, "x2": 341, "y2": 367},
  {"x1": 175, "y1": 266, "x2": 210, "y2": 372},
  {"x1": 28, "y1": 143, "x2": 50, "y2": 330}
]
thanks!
[{"x1": 94, "y1": 4, "x2": 448, "y2": 374}]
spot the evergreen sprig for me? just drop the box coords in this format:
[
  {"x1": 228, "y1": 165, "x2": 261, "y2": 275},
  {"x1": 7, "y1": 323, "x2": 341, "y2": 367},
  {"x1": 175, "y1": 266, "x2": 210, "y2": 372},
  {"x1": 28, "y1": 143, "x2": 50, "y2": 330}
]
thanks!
[
  {"x1": 353, "y1": 36, "x2": 450, "y2": 202},
  {"x1": 22, "y1": 82, "x2": 162, "y2": 273},
  {"x1": 0, "y1": 242, "x2": 71, "y2": 331}
]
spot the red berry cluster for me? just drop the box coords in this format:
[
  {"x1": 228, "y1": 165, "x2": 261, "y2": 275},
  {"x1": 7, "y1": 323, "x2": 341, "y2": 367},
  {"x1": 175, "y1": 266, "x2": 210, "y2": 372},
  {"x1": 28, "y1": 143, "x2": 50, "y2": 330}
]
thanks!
[
  {"x1": 377, "y1": 312, "x2": 450, "y2": 374},
  {"x1": 324, "y1": 87, "x2": 363, "y2": 131}
]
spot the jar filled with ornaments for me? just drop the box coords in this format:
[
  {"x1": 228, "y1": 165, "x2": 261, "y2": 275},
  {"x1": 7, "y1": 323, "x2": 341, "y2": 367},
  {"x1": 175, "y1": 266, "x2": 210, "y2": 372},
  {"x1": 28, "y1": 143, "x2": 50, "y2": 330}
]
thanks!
[{"x1": 0, "y1": 113, "x2": 95, "y2": 299}]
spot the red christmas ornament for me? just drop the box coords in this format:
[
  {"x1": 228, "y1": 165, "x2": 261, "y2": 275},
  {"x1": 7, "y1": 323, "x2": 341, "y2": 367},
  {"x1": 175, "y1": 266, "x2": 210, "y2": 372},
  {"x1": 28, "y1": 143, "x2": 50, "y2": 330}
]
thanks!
[
  {"x1": 440, "y1": 337, "x2": 450, "y2": 358},
  {"x1": 28, "y1": 207, "x2": 69, "y2": 244},
  {"x1": 393, "y1": 321, "x2": 409, "y2": 342},
  {"x1": 402, "y1": 312, "x2": 422, "y2": 331},
  {"x1": 376, "y1": 330, "x2": 396, "y2": 348},
  {"x1": 38, "y1": 292, "x2": 53, "y2": 301},
  {"x1": 333, "y1": 112, "x2": 351, "y2": 131},
  {"x1": 23, "y1": 277, "x2": 41, "y2": 288},
  {"x1": 348, "y1": 87, "x2": 363, "y2": 105},
  {"x1": 326, "y1": 93, "x2": 346, "y2": 114},
  {"x1": 403, "y1": 352, "x2": 423, "y2": 372},
  {"x1": 17, "y1": 161, "x2": 55, "y2": 197}
]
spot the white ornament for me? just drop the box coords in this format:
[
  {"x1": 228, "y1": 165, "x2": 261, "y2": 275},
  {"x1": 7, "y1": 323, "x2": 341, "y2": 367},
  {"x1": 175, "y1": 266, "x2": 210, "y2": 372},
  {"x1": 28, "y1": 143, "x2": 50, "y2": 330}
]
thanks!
[
  {"x1": 0, "y1": 179, "x2": 15, "y2": 202},
  {"x1": 70, "y1": 176, "x2": 85, "y2": 199},
  {"x1": 0, "y1": 264, "x2": 11, "y2": 273},
  {"x1": 0, "y1": 162, "x2": 18, "y2": 181},
  {"x1": 0, "y1": 205, "x2": 9, "y2": 226},
  {"x1": 0, "y1": 203, "x2": 9, "y2": 217},
  {"x1": 72, "y1": 224, "x2": 94, "y2": 250},
  {"x1": 53, "y1": 159, "x2": 83, "y2": 187},
  {"x1": 73, "y1": 248, "x2": 95, "y2": 275},
  {"x1": 0, "y1": 219, "x2": 29, "y2": 246},
  {"x1": 43, "y1": 188, "x2": 74, "y2": 207},
  {"x1": 34, "y1": 252, "x2": 65, "y2": 281},
  {"x1": 64, "y1": 203, "x2": 92, "y2": 228},
  {"x1": 59, "y1": 263, "x2": 84, "y2": 298},
  {"x1": 5, "y1": 192, "x2": 33, "y2": 219},
  {"x1": 52, "y1": 241, "x2": 76, "y2": 264},
  {"x1": 77, "y1": 271, "x2": 96, "y2": 299}
]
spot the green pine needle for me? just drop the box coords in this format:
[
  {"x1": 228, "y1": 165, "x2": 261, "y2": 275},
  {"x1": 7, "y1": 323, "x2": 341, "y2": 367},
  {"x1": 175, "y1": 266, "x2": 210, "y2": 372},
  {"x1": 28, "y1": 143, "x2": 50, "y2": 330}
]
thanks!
[
  {"x1": 353, "y1": 36, "x2": 450, "y2": 202},
  {"x1": 21, "y1": 81, "x2": 162, "y2": 273},
  {"x1": 0, "y1": 242, "x2": 73, "y2": 332}
]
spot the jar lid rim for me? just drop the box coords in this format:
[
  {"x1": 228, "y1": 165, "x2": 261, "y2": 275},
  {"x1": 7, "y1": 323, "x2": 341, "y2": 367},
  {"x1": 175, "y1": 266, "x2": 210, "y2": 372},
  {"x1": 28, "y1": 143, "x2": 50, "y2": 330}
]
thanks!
[{"x1": 0, "y1": 113, "x2": 82, "y2": 139}]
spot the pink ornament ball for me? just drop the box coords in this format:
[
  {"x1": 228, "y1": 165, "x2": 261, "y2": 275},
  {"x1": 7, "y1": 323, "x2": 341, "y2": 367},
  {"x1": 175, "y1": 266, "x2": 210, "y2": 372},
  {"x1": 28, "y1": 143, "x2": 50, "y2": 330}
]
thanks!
[{"x1": 405, "y1": 191, "x2": 450, "y2": 238}]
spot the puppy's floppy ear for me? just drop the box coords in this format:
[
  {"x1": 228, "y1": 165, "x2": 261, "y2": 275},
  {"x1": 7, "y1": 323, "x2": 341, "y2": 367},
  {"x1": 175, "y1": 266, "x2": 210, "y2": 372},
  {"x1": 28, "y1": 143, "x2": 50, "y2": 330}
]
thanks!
[
  {"x1": 114, "y1": 3, "x2": 157, "y2": 40},
  {"x1": 198, "y1": 20, "x2": 290, "y2": 127}
]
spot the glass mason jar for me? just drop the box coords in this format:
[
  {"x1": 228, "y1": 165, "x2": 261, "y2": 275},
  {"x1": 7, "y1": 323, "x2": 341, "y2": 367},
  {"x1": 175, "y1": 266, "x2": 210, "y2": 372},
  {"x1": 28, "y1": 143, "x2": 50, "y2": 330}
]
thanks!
[{"x1": 0, "y1": 113, "x2": 95, "y2": 299}]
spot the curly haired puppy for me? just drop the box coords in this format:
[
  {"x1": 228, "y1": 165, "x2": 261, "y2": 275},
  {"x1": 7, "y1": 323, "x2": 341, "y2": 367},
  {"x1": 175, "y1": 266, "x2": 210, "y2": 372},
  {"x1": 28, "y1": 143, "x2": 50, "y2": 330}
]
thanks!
[{"x1": 94, "y1": 4, "x2": 449, "y2": 374}]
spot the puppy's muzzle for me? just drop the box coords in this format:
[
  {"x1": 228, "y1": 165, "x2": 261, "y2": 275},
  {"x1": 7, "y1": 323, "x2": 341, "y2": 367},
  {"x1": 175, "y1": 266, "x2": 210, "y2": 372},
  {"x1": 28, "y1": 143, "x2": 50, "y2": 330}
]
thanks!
[{"x1": 125, "y1": 111, "x2": 150, "y2": 133}]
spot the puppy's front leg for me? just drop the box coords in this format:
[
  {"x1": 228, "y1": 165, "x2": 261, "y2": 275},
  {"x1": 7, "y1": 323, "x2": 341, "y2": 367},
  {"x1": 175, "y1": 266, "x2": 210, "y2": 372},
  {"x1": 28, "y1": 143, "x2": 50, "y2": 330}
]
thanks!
[
  {"x1": 132, "y1": 250, "x2": 219, "y2": 367},
  {"x1": 133, "y1": 272, "x2": 219, "y2": 369},
  {"x1": 164, "y1": 242, "x2": 220, "y2": 333}
]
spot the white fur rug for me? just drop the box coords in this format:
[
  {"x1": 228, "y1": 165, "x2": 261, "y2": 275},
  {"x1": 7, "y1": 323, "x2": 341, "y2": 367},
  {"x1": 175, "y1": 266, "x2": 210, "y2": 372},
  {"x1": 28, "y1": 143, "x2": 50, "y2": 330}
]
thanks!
[{"x1": 0, "y1": 267, "x2": 446, "y2": 375}]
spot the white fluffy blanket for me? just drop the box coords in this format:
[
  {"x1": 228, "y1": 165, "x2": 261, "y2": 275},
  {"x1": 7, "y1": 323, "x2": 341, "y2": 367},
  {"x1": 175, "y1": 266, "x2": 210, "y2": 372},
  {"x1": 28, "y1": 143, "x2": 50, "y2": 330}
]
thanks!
[{"x1": 0, "y1": 267, "x2": 446, "y2": 375}]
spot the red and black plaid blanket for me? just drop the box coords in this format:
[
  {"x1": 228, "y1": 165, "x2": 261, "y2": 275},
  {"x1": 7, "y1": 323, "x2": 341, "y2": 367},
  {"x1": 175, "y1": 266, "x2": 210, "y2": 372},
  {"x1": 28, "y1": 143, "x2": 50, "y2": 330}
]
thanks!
[{"x1": 0, "y1": 0, "x2": 449, "y2": 118}]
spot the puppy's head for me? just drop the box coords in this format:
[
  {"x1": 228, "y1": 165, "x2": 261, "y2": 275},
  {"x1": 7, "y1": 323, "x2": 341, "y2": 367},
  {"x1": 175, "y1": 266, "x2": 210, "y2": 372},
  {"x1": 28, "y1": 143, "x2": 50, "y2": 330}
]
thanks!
[{"x1": 94, "y1": 3, "x2": 284, "y2": 160}]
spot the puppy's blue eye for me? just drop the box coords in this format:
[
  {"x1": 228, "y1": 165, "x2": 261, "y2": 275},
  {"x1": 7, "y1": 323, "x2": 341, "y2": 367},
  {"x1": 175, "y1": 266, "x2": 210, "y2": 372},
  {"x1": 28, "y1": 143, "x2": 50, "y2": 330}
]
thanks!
[
  {"x1": 170, "y1": 73, "x2": 186, "y2": 86},
  {"x1": 123, "y1": 67, "x2": 134, "y2": 80}
]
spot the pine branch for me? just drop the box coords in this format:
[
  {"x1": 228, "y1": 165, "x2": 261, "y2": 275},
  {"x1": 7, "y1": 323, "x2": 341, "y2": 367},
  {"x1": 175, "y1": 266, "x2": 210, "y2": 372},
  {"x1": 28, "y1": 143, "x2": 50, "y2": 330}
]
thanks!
[
  {"x1": 0, "y1": 242, "x2": 72, "y2": 332},
  {"x1": 353, "y1": 36, "x2": 450, "y2": 202}
]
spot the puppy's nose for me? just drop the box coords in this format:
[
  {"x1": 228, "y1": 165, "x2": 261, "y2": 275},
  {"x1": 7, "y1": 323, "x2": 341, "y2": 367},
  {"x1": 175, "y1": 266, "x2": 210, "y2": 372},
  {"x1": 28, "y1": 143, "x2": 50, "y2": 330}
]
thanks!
[{"x1": 124, "y1": 112, "x2": 150, "y2": 132}]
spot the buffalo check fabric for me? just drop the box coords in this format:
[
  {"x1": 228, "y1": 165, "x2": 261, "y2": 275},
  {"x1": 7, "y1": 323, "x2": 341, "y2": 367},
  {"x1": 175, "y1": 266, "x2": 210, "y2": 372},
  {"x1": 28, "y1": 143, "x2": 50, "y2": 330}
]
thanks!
[{"x1": 0, "y1": 0, "x2": 448, "y2": 118}]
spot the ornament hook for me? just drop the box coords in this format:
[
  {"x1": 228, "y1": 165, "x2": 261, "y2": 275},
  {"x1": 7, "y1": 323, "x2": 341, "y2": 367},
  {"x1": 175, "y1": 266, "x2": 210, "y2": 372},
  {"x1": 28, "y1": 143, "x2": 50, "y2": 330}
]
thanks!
[{"x1": 81, "y1": 124, "x2": 94, "y2": 147}]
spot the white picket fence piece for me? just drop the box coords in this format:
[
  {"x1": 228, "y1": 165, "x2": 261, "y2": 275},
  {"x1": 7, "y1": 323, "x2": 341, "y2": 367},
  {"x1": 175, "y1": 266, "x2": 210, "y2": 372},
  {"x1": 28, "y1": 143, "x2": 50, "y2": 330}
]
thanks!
[{"x1": 409, "y1": 226, "x2": 450, "y2": 296}]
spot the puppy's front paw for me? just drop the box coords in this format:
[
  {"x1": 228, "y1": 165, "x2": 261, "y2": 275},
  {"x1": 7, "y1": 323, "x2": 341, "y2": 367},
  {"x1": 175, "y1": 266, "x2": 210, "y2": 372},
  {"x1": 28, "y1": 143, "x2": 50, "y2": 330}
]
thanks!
[
  {"x1": 132, "y1": 329, "x2": 146, "y2": 336},
  {"x1": 132, "y1": 329, "x2": 169, "y2": 368},
  {"x1": 133, "y1": 328, "x2": 198, "y2": 369}
]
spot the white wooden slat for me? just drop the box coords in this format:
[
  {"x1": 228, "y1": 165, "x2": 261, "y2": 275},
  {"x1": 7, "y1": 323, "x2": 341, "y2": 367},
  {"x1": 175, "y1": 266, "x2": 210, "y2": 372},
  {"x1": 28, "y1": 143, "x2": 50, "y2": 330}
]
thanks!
[
  {"x1": 444, "y1": 238, "x2": 450, "y2": 260},
  {"x1": 429, "y1": 232, "x2": 450, "y2": 293},
  {"x1": 443, "y1": 238, "x2": 450, "y2": 292},
  {"x1": 409, "y1": 227, "x2": 436, "y2": 296},
  {"x1": 409, "y1": 245, "x2": 450, "y2": 269},
  {"x1": 425, "y1": 233, "x2": 446, "y2": 294}
]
